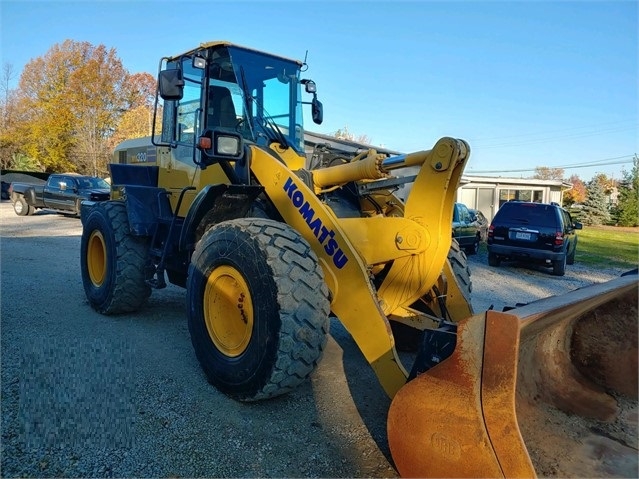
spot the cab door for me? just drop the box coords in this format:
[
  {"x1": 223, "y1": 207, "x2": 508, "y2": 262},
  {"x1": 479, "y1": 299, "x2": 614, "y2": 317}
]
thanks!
[{"x1": 58, "y1": 176, "x2": 78, "y2": 211}]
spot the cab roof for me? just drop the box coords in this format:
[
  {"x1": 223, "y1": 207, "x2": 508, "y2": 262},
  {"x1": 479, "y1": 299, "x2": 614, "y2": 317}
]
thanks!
[{"x1": 167, "y1": 40, "x2": 303, "y2": 67}]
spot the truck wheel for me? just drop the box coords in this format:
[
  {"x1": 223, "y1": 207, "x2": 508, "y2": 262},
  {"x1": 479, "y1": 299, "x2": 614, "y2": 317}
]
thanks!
[
  {"x1": 80, "y1": 201, "x2": 151, "y2": 314},
  {"x1": 187, "y1": 218, "x2": 330, "y2": 402},
  {"x1": 466, "y1": 235, "x2": 480, "y2": 255},
  {"x1": 13, "y1": 196, "x2": 31, "y2": 216}
]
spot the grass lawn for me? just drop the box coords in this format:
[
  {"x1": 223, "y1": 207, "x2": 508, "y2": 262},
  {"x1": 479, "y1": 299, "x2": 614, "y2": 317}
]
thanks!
[{"x1": 577, "y1": 225, "x2": 639, "y2": 270}]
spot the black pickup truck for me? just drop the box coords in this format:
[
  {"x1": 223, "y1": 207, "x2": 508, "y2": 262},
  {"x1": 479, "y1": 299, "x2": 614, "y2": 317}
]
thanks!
[{"x1": 9, "y1": 173, "x2": 110, "y2": 216}]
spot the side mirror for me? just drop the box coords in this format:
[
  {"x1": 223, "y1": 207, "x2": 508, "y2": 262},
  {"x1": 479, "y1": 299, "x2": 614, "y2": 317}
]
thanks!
[
  {"x1": 312, "y1": 97, "x2": 323, "y2": 125},
  {"x1": 158, "y1": 69, "x2": 184, "y2": 101}
]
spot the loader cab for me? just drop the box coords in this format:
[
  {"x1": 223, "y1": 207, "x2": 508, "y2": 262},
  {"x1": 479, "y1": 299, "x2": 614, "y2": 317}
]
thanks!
[{"x1": 155, "y1": 42, "x2": 323, "y2": 171}]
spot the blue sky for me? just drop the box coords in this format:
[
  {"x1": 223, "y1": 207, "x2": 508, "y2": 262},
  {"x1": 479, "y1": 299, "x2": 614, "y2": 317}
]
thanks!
[{"x1": 1, "y1": 0, "x2": 637, "y2": 181}]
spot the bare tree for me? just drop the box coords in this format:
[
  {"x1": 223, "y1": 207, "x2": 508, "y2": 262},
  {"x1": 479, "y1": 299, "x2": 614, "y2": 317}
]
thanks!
[{"x1": 533, "y1": 166, "x2": 565, "y2": 181}]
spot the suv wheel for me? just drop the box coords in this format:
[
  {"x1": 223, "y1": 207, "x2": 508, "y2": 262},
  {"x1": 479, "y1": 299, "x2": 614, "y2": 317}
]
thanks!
[
  {"x1": 567, "y1": 244, "x2": 576, "y2": 265},
  {"x1": 552, "y1": 255, "x2": 566, "y2": 276},
  {"x1": 488, "y1": 252, "x2": 500, "y2": 267}
]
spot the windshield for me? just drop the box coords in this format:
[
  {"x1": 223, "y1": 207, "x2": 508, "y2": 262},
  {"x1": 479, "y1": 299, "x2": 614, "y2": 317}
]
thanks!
[
  {"x1": 224, "y1": 46, "x2": 305, "y2": 153},
  {"x1": 79, "y1": 177, "x2": 110, "y2": 189}
]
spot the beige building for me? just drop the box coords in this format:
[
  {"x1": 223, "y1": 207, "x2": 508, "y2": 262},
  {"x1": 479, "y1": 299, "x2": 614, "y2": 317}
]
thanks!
[{"x1": 457, "y1": 176, "x2": 573, "y2": 222}]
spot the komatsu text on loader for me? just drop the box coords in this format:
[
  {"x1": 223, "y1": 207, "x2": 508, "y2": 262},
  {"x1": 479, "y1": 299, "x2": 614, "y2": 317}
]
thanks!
[{"x1": 80, "y1": 41, "x2": 637, "y2": 478}]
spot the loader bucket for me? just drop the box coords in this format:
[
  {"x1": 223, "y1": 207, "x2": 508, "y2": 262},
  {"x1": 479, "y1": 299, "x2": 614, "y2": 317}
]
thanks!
[{"x1": 388, "y1": 273, "x2": 638, "y2": 478}]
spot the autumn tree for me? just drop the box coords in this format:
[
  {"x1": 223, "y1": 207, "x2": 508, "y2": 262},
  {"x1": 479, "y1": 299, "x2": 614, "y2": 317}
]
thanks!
[
  {"x1": 0, "y1": 62, "x2": 28, "y2": 170},
  {"x1": 12, "y1": 40, "x2": 154, "y2": 176},
  {"x1": 110, "y1": 72, "x2": 158, "y2": 149},
  {"x1": 563, "y1": 174, "x2": 587, "y2": 206},
  {"x1": 533, "y1": 166, "x2": 565, "y2": 181}
]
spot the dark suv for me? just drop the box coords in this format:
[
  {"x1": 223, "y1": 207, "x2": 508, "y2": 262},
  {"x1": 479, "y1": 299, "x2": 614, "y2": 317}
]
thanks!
[{"x1": 487, "y1": 201, "x2": 582, "y2": 276}]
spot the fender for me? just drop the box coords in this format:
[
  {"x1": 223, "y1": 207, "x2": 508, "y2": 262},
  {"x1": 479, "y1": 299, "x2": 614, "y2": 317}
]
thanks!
[{"x1": 178, "y1": 183, "x2": 264, "y2": 252}]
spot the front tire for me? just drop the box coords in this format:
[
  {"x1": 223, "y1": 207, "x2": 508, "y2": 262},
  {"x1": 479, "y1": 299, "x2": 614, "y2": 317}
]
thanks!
[
  {"x1": 392, "y1": 239, "x2": 472, "y2": 351},
  {"x1": 187, "y1": 218, "x2": 330, "y2": 402},
  {"x1": 567, "y1": 241, "x2": 577, "y2": 265},
  {"x1": 80, "y1": 201, "x2": 151, "y2": 314}
]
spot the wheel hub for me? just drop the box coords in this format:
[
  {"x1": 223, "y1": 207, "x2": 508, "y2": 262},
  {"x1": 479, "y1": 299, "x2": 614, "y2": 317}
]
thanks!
[
  {"x1": 204, "y1": 265, "x2": 254, "y2": 357},
  {"x1": 87, "y1": 230, "x2": 107, "y2": 287}
]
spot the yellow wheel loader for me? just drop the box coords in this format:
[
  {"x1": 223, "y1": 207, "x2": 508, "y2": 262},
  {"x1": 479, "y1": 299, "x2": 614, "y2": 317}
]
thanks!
[{"x1": 79, "y1": 41, "x2": 637, "y2": 477}]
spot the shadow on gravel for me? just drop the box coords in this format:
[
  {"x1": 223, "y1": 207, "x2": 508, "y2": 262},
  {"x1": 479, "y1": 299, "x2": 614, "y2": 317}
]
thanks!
[{"x1": 329, "y1": 320, "x2": 396, "y2": 469}]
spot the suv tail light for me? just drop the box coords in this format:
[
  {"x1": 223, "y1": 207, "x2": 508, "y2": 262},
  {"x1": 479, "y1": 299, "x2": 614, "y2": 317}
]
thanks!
[
  {"x1": 488, "y1": 224, "x2": 495, "y2": 239},
  {"x1": 554, "y1": 231, "x2": 564, "y2": 246}
]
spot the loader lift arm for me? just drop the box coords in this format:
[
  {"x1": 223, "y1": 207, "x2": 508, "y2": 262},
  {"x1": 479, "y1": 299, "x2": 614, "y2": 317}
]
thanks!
[{"x1": 250, "y1": 136, "x2": 471, "y2": 397}]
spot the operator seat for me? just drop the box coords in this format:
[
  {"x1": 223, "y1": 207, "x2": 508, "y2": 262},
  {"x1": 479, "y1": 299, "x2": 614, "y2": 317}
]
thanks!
[{"x1": 208, "y1": 86, "x2": 237, "y2": 129}]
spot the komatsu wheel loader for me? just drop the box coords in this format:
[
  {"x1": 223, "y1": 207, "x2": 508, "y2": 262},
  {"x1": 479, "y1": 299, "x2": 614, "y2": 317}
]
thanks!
[{"x1": 80, "y1": 41, "x2": 638, "y2": 478}]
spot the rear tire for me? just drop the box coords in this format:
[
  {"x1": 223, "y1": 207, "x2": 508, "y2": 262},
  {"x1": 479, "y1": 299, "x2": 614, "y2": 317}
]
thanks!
[
  {"x1": 187, "y1": 218, "x2": 330, "y2": 401},
  {"x1": 553, "y1": 254, "x2": 567, "y2": 276},
  {"x1": 392, "y1": 239, "x2": 472, "y2": 351},
  {"x1": 13, "y1": 196, "x2": 31, "y2": 216},
  {"x1": 488, "y1": 252, "x2": 500, "y2": 267},
  {"x1": 465, "y1": 235, "x2": 480, "y2": 255},
  {"x1": 80, "y1": 201, "x2": 151, "y2": 314}
]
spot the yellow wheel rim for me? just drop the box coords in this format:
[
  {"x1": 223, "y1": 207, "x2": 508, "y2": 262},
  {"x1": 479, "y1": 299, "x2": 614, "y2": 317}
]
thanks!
[
  {"x1": 87, "y1": 230, "x2": 107, "y2": 287},
  {"x1": 204, "y1": 265, "x2": 254, "y2": 357}
]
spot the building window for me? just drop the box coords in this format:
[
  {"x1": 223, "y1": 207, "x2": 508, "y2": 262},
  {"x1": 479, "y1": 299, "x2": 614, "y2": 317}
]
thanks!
[{"x1": 498, "y1": 188, "x2": 544, "y2": 207}]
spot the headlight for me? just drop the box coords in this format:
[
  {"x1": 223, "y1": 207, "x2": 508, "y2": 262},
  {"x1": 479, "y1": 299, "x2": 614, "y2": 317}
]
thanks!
[{"x1": 215, "y1": 135, "x2": 241, "y2": 156}]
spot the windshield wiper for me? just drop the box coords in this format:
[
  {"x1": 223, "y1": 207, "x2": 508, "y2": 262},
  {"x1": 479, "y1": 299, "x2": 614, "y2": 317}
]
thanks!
[
  {"x1": 237, "y1": 67, "x2": 289, "y2": 149},
  {"x1": 262, "y1": 113, "x2": 289, "y2": 150}
]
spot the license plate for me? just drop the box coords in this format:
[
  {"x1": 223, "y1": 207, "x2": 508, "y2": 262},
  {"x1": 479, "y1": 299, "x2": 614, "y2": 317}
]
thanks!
[{"x1": 515, "y1": 231, "x2": 532, "y2": 240}]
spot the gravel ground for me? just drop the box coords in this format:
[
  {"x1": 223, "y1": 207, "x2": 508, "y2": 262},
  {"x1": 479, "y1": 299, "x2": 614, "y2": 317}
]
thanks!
[{"x1": 0, "y1": 200, "x2": 631, "y2": 478}]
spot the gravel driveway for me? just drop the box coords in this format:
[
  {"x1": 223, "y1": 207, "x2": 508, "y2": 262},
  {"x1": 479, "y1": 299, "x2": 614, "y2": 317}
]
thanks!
[{"x1": 0, "y1": 200, "x2": 629, "y2": 477}]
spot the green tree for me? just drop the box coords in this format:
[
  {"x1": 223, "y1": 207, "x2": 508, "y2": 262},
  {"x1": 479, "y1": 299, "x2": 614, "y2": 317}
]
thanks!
[
  {"x1": 8, "y1": 152, "x2": 41, "y2": 171},
  {"x1": 582, "y1": 176, "x2": 611, "y2": 225},
  {"x1": 613, "y1": 156, "x2": 638, "y2": 227}
]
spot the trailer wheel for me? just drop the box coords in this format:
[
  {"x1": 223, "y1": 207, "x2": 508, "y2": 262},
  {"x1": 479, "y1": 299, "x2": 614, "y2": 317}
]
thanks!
[
  {"x1": 80, "y1": 201, "x2": 151, "y2": 314},
  {"x1": 13, "y1": 196, "x2": 31, "y2": 216},
  {"x1": 187, "y1": 218, "x2": 330, "y2": 401}
]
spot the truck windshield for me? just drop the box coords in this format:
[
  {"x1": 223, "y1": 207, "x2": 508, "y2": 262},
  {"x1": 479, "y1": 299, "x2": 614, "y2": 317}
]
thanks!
[
  {"x1": 78, "y1": 177, "x2": 110, "y2": 189},
  {"x1": 225, "y1": 46, "x2": 305, "y2": 154}
]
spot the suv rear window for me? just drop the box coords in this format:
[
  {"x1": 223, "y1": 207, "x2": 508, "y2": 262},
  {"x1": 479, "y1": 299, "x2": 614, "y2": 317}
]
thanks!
[{"x1": 494, "y1": 202, "x2": 557, "y2": 227}]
